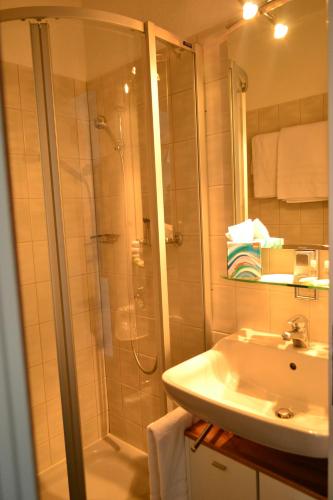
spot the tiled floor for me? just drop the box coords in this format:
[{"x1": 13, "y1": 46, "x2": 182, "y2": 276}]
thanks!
[{"x1": 39, "y1": 434, "x2": 150, "y2": 499}]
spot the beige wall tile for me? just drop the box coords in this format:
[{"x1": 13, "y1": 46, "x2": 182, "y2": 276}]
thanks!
[
  {"x1": 258, "y1": 105, "x2": 279, "y2": 133},
  {"x1": 60, "y1": 159, "x2": 82, "y2": 199},
  {"x1": 77, "y1": 120, "x2": 92, "y2": 160},
  {"x1": 44, "y1": 359, "x2": 60, "y2": 401},
  {"x1": 69, "y1": 275, "x2": 89, "y2": 315},
  {"x1": 309, "y1": 293, "x2": 329, "y2": 343},
  {"x1": 278, "y1": 100, "x2": 300, "y2": 128},
  {"x1": 21, "y1": 283, "x2": 39, "y2": 326},
  {"x1": 170, "y1": 50, "x2": 194, "y2": 93},
  {"x1": 177, "y1": 235, "x2": 202, "y2": 282},
  {"x1": 206, "y1": 132, "x2": 232, "y2": 186},
  {"x1": 173, "y1": 139, "x2": 198, "y2": 189},
  {"x1": 300, "y1": 95, "x2": 324, "y2": 124},
  {"x1": 279, "y1": 202, "x2": 301, "y2": 225},
  {"x1": 31, "y1": 403, "x2": 48, "y2": 444},
  {"x1": 5, "y1": 107, "x2": 24, "y2": 154},
  {"x1": 76, "y1": 347, "x2": 95, "y2": 387},
  {"x1": 203, "y1": 42, "x2": 228, "y2": 83},
  {"x1": 300, "y1": 202, "x2": 324, "y2": 224},
  {"x1": 78, "y1": 382, "x2": 98, "y2": 423},
  {"x1": 205, "y1": 79, "x2": 229, "y2": 135},
  {"x1": 259, "y1": 199, "x2": 280, "y2": 226},
  {"x1": 120, "y1": 349, "x2": 140, "y2": 389},
  {"x1": 82, "y1": 417, "x2": 99, "y2": 446},
  {"x1": 36, "y1": 281, "x2": 54, "y2": 324},
  {"x1": 210, "y1": 236, "x2": 227, "y2": 283},
  {"x1": 2, "y1": 61, "x2": 20, "y2": 108},
  {"x1": 19, "y1": 65, "x2": 37, "y2": 112},
  {"x1": 66, "y1": 237, "x2": 86, "y2": 276},
  {"x1": 17, "y1": 242, "x2": 35, "y2": 284},
  {"x1": 56, "y1": 115, "x2": 79, "y2": 159},
  {"x1": 72, "y1": 311, "x2": 92, "y2": 351},
  {"x1": 140, "y1": 392, "x2": 164, "y2": 427},
  {"x1": 50, "y1": 433, "x2": 66, "y2": 465},
  {"x1": 211, "y1": 284, "x2": 237, "y2": 333},
  {"x1": 35, "y1": 441, "x2": 51, "y2": 473},
  {"x1": 28, "y1": 364, "x2": 45, "y2": 406},
  {"x1": 172, "y1": 89, "x2": 196, "y2": 142},
  {"x1": 12, "y1": 198, "x2": 31, "y2": 242},
  {"x1": 75, "y1": 80, "x2": 89, "y2": 121},
  {"x1": 25, "y1": 324, "x2": 42, "y2": 367},
  {"x1": 9, "y1": 154, "x2": 28, "y2": 198},
  {"x1": 46, "y1": 398, "x2": 64, "y2": 438},
  {"x1": 62, "y1": 198, "x2": 85, "y2": 237},
  {"x1": 122, "y1": 385, "x2": 142, "y2": 425},
  {"x1": 29, "y1": 198, "x2": 47, "y2": 241},
  {"x1": 53, "y1": 74, "x2": 76, "y2": 118},
  {"x1": 26, "y1": 155, "x2": 43, "y2": 198},
  {"x1": 236, "y1": 286, "x2": 270, "y2": 331},
  {"x1": 33, "y1": 241, "x2": 50, "y2": 282},
  {"x1": 22, "y1": 111, "x2": 40, "y2": 155},
  {"x1": 40, "y1": 321, "x2": 57, "y2": 362},
  {"x1": 208, "y1": 185, "x2": 233, "y2": 235}
]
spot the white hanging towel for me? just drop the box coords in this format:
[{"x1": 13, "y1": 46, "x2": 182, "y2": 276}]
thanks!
[
  {"x1": 252, "y1": 131, "x2": 279, "y2": 198},
  {"x1": 277, "y1": 121, "x2": 328, "y2": 203},
  {"x1": 147, "y1": 407, "x2": 193, "y2": 500}
]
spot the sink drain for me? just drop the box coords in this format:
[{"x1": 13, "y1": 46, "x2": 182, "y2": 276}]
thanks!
[{"x1": 275, "y1": 408, "x2": 295, "y2": 419}]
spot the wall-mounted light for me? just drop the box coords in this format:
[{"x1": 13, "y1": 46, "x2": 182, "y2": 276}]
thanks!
[
  {"x1": 123, "y1": 83, "x2": 129, "y2": 94},
  {"x1": 242, "y1": 1, "x2": 258, "y2": 20},
  {"x1": 273, "y1": 22, "x2": 288, "y2": 39}
]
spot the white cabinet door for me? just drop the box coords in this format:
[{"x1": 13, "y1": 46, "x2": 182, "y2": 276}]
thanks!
[
  {"x1": 259, "y1": 473, "x2": 314, "y2": 500},
  {"x1": 186, "y1": 437, "x2": 257, "y2": 500}
]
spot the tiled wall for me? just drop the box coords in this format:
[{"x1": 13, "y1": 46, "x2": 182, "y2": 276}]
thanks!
[
  {"x1": 202, "y1": 40, "x2": 329, "y2": 346},
  {"x1": 247, "y1": 94, "x2": 328, "y2": 245},
  {"x1": 156, "y1": 44, "x2": 206, "y2": 366},
  {"x1": 2, "y1": 60, "x2": 107, "y2": 473}
]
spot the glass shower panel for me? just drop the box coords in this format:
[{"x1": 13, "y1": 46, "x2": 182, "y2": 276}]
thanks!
[
  {"x1": 0, "y1": 20, "x2": 70, "y2": 497},
  {"x1": 156, "y1": 39, "x2": 205, "y2": 366},
  {"x1": 46, "y1": 16, "x2": 165, "y2": 492}
]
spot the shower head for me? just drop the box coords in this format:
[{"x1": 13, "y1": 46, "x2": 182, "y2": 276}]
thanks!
[{"x1": 94, "y1": 115, "x2": 124, "y2": 152}]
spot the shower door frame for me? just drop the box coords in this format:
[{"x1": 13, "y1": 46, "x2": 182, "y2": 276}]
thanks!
[{"x1": 0, "y1": 6, "x2": 210, "y2": 500}]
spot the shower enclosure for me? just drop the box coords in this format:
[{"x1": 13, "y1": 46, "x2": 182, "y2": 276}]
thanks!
[{"x1": 0, "y1": 6, "x2": 208, "y2": 499}]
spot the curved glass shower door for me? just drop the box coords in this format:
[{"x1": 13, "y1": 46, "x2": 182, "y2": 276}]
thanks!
[{"x1": 0, "y1": 8, "x2": 205, "y2": 500}]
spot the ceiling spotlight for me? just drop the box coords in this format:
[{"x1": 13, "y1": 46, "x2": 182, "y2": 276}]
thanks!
[
  {"x1": 242, "y1": 1, "x2": 258, "y2": 20},
  {"x1": 274, "y1": 22, "x2": 288, "y2": 39}
]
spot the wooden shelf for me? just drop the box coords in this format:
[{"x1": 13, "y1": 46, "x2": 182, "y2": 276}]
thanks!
[{"x1": 185, "y1": 421, "x2": 327, "y2": 500}]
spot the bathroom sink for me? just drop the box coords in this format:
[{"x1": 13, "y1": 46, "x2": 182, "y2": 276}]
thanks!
[{"x1": 162, "y1": 329, "x2": 329, "y2": 457}]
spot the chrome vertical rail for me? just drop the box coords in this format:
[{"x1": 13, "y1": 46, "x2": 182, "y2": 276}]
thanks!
[
  {"x1": 145, "y1": 22, "x2": 171, "y2": 377},
  {"x1": 229, "y1": 61, "x2": 248, "y2": 224},
  {"x1": 0, "y1": 76, "x2": 38, "y2": 500},
  {"x1": 30, "y1": 23, "x2": 87, "y2": 499},
  {"x1": 194, "y1": 43, "x2": 212, "y2": 349}
]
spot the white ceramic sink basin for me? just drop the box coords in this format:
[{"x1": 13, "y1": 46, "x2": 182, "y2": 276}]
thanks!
[{"x1": 162, "y1": 329, "x2": 329, "y2": 457}]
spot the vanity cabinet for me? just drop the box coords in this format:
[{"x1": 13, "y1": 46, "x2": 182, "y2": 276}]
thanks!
[
  {"x1": 185, "y1": 423, "x2": 327, "y2": 500},
  {"x1": 185, "y1": 437, "x2": 257, "y2": 500},
  {"x1": 259, "y1": 474, "x2": 313, "y2": 500}
]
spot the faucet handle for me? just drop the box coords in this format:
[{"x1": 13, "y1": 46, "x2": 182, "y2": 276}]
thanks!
[{"x1": 282, "y1": 331, "x2": 292, "y2": 341}]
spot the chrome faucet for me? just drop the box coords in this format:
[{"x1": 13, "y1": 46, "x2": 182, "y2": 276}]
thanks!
[{"x1": 281, "y1": 315, "x2": 309, "y2": 348}]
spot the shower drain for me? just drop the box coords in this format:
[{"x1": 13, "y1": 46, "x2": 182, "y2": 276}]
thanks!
[{"x1": 275, "y1": 408, "x2": 295, "y2": 419}]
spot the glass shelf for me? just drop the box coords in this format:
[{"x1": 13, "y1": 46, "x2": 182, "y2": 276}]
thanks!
[{"x1": 223, "y1": 274, "x2": 329, "y2": 290}]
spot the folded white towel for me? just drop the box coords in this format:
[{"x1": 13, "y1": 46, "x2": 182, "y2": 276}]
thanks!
[
  {"x1": 277, "y1": 121, "x2": 328, "y2": 203},
  {"x1": 252, "y1": 131, "x2": 279, "y2": 198},
  {"x1": 147, "y1": 407, "x2": 193, "y2": 500}
]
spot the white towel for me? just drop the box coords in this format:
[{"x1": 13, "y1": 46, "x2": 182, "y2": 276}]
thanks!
[
  {"x1": 277, "y1": 121, "x2": 328, "y2": 203},
  {"x1": 147, "y1": 407, "x2": 193, "y2": 500},
  {"x1": 252, "y1": 131, "x2": 279, "y2": 198}
]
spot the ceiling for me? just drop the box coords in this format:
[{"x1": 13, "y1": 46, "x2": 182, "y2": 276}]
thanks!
[{"x1": 81, "y1": 0, "x2": 242, "y2": 39}]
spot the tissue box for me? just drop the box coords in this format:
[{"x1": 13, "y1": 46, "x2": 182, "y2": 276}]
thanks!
[{"x1": 227, "y1": 242, "x2": 262, "y2": 280}]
